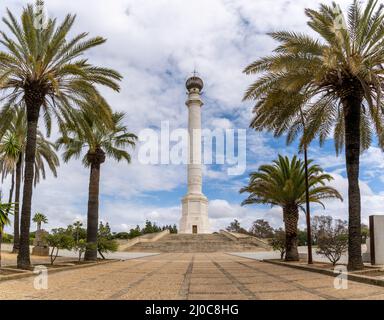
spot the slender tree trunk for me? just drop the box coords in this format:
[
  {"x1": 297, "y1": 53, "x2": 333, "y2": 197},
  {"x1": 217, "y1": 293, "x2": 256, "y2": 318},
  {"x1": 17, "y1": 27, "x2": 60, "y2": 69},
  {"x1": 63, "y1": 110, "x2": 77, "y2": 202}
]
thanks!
[
  {"x1": 7, "y1": 171, "x2": 15, "y2": 210},
  {"x1": 17, "y1": 94, "x2": 42, "y2": 270},
  {"x1": 283, "y1": 204, "x2": 299, "y2": 261},
  {"x1": 303, "y1": 147, "x2": 313, "y2": 264},
  {"x1": 98, "y1": 250, "x2": 105, "y2": 260},
  {"x1": 299, "y1": 107, "x2": 313, "y2": 264},
  {"x1": 84, "y1": 150, "x2": 105, "y2": 261},
  {"x1": 343, "y1": 93, "x2": 364, "y2": 271},
  {"x1": 13, "y1": 156, "x2": 22, "y2": 253}
]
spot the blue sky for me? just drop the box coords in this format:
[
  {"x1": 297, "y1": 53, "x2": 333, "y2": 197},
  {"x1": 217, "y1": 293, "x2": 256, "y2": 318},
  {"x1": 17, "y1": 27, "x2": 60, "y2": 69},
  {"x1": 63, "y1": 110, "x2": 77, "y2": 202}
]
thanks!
[{"x1": 2, "y1": 0, "x2": 384, "y2": 234}]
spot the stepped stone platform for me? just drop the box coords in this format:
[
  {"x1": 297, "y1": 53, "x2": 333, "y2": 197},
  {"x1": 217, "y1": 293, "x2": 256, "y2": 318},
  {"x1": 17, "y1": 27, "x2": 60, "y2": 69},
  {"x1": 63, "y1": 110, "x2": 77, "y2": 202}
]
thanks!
[{"x1": 123, "y1": 233, "x2": 268, "y2": 253}]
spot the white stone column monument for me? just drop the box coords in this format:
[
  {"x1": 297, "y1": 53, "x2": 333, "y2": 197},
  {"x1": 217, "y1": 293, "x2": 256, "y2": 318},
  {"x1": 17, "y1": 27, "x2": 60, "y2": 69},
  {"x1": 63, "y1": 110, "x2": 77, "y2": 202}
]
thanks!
[{"x1": 179, "y1": 75, "x2": 210, "y2": 234}]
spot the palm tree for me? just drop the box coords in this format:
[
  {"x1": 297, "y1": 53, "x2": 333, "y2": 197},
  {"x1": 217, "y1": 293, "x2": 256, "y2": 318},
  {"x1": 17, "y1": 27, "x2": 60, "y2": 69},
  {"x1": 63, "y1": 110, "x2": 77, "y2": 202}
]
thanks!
[
  {"x1": 0, "y1": 131, "x2": 21, "y2": 226},
  {"x1": 32, "y1": 212, "x2": 48, "y2": 231},
  {"x1": 0, "y1": 199, "x2": 13, "y2": 267},
  {"x1": 243, "y1": 0, "x2": 384, "y2": 270},
  {"x1": 240, "y1": 155, "x2": 342, "y2": 261},
  {"x1": 56, "y1": 111, "x2": 137, "y2": 260},
  {"x1": 0, "y1": 5, "x2": 121, "y2": 269},
  {"x1": 0, "y1": 106, "x2": 59, "y2": 253}
]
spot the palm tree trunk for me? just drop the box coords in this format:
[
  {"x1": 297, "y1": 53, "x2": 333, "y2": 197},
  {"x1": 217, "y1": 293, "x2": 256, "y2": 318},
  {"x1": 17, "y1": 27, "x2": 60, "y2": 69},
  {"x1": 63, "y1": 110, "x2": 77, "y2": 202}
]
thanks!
[
  {"x1": 84, "y1": 161, "x2": 102, "y2": 261},
  {"x1": 8, "y1": 172, "x2": 15, "y2": 202},
  {"x1": 0, "y1": 231, "x2": 3, "y2": 267},
  {"x1": 343, "y1": 94, "x2": 364, "y2": 271},
  {"x1": 17, "y1": 100, "x2": 41, "y2": 270},
  {"x1": 7, "y1": 171, "x2": 15, "y2": 212},
  {"x1": 283, "y1": 204, "x2": 299, "y2": 261},
  {"x1": 5, "y1": 171, "x2": 15, "y2": 260},
  {"x1": 12, "y1": 155, "x2": 22, "y2": 253}
]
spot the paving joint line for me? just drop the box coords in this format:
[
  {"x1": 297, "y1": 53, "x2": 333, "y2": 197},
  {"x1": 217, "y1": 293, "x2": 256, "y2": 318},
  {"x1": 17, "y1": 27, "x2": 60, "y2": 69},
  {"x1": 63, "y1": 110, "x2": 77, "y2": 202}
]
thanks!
[
  {"x1": 211, "y1": 256, "x2": 259, "y2": 300},
  {"x1": 107, "y1": 253, "x2": 185, "y2": 300},
  {"x1": 30, "y1": 258, "x2": 157, "y2": 300},
  {"x1": 179, "y1": 255, "x2": 195, "y2": 300},
  {"x1": 235, "y1": 260, "x2": 336, "y2": 300}
]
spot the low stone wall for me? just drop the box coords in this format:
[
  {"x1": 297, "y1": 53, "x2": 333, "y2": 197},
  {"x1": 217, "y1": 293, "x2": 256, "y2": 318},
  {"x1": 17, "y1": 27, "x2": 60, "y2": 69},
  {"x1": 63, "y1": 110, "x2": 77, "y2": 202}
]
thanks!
[
  {"x1": 264, "y1": 259, "x2": 384, "y2": 288},
  {"x1": 118, "y1": 230, "x2": 170, "y2": 251},
  {"x1": 219, "y1": 230, "x2": 271, "y2": 250}
]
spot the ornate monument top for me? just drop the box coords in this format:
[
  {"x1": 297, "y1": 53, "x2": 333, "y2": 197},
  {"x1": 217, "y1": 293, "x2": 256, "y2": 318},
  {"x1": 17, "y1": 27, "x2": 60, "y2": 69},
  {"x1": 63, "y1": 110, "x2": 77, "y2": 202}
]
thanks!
[{"x1": 186, "y1": 75, "x2": 204, "y2": 92}]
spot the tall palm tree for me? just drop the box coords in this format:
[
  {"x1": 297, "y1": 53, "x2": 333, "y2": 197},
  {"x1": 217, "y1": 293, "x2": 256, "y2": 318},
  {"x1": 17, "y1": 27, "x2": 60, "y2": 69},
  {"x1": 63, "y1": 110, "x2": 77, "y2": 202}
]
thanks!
[
  {"x1": 240, "y1": 155, "x2": 342, "y2": 261},
  {"x1": 0, "y1": 199, "x2": 13, "y2": 267},
  {"x1": 243, "y1": 0, "x2": 384, "y2": 270},
  {"x1": 0, "y1": 5, "x2": 121, "y2": 269},
  {"x1": 0, "y1": 106, "x2": 59, "y2": 253},
  {"x1": 32, "y1": 212, "x2": 47, "y2": 231},
  {"x1": 56, "y1": 111, "x2": 137, "y2": 260}
]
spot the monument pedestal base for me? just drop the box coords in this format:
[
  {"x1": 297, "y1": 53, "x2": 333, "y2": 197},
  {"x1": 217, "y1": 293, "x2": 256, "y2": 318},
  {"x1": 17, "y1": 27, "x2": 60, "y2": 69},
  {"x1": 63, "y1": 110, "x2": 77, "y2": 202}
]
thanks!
[
  {"x1": 179, "y1": 194, "x2": 210, "y2": 234},
  {"x1": 32, "y1": 246, "x2": 50, "y2": 256}
]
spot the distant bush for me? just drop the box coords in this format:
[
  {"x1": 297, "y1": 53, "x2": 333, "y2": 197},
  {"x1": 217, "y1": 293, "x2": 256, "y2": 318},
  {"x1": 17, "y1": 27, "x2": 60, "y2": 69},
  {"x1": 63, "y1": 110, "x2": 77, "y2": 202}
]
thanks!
[
  {"x1": 226, "y1": 219, "x2": 248, "y2": 234},
  {"x1": 113, "y1": 232, "x2": 131, "y2": 240},
  {"x1": 249, "y1": 219, "x2": 274, "y2": 238},
  {"x1": 2, "y1": 233, "x2": 13, "y2": 243},
  {"x1": 112, "y1": 222, "x2": 178, "y2": 241}
]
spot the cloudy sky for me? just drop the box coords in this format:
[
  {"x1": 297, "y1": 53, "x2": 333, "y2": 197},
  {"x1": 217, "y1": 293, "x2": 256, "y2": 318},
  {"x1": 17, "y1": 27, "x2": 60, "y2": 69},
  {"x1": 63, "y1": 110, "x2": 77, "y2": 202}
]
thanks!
[{"x1": 2, "y1": 0, "x2": 384, "y2": 234}]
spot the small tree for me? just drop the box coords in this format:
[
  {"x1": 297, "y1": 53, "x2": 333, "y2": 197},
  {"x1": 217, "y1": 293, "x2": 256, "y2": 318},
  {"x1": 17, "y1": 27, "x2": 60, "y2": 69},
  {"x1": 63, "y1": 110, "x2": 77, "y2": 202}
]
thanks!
[
  {"x1": 73, "y1": 239, "x2": 88, "y2": 262},
  {"x1": 97, "y1": 237, "x2": 118, "y2": 259},
  {"x1": 270, "y1": 229, "x2": 286, "y2": 260},
  {"x1": 129, "y1": 226, "x2": 142, "y2": 239},
  {"x1": 249, "y1": 219, "x2": 274, "y2": 238},
  {"x1": 72, "y1": 221, "x2": 85, "y2": 243},
  {"x1": 297, "y1": 229, "x2": 308, "y2": 246},
  {"x1": 316, "y1": 218, "x2": 348, "y2": 266},
  {"x1": 142, "y1": 220, "x2": 162, "y2": 234},
  {"x1": 311, "y1": 216, "x2": 333, "y2": 245},
  {"x1": 46, "y1": 229, "x2": 75, "y2": 265},
  {"x1": 97, "y1": 222, "x2": 118, "y2": 259},
  {"x1": 361, "y1": 224, "x2": 369, "y2": 244}
]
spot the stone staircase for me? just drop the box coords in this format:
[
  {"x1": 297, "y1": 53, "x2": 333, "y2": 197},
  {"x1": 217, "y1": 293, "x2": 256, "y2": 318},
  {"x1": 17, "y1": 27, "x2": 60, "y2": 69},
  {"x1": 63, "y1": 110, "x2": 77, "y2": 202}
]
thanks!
[{"x1": 124, "y1": 233, "x2": 267, "y2": 253}]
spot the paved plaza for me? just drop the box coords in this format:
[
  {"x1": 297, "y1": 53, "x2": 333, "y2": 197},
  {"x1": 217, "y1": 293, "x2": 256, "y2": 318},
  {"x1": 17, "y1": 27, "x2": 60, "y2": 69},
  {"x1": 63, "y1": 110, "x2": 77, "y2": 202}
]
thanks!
[{"x1": 1, "y1": 253, "x2": 384, "y2": 300}]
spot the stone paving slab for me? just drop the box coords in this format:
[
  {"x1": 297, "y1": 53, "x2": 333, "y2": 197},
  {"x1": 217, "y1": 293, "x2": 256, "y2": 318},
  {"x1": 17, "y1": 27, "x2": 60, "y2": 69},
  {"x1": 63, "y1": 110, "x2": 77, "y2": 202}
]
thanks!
[{"x1": 1, "y1": 252, "x2": 384, "y2": 300}]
